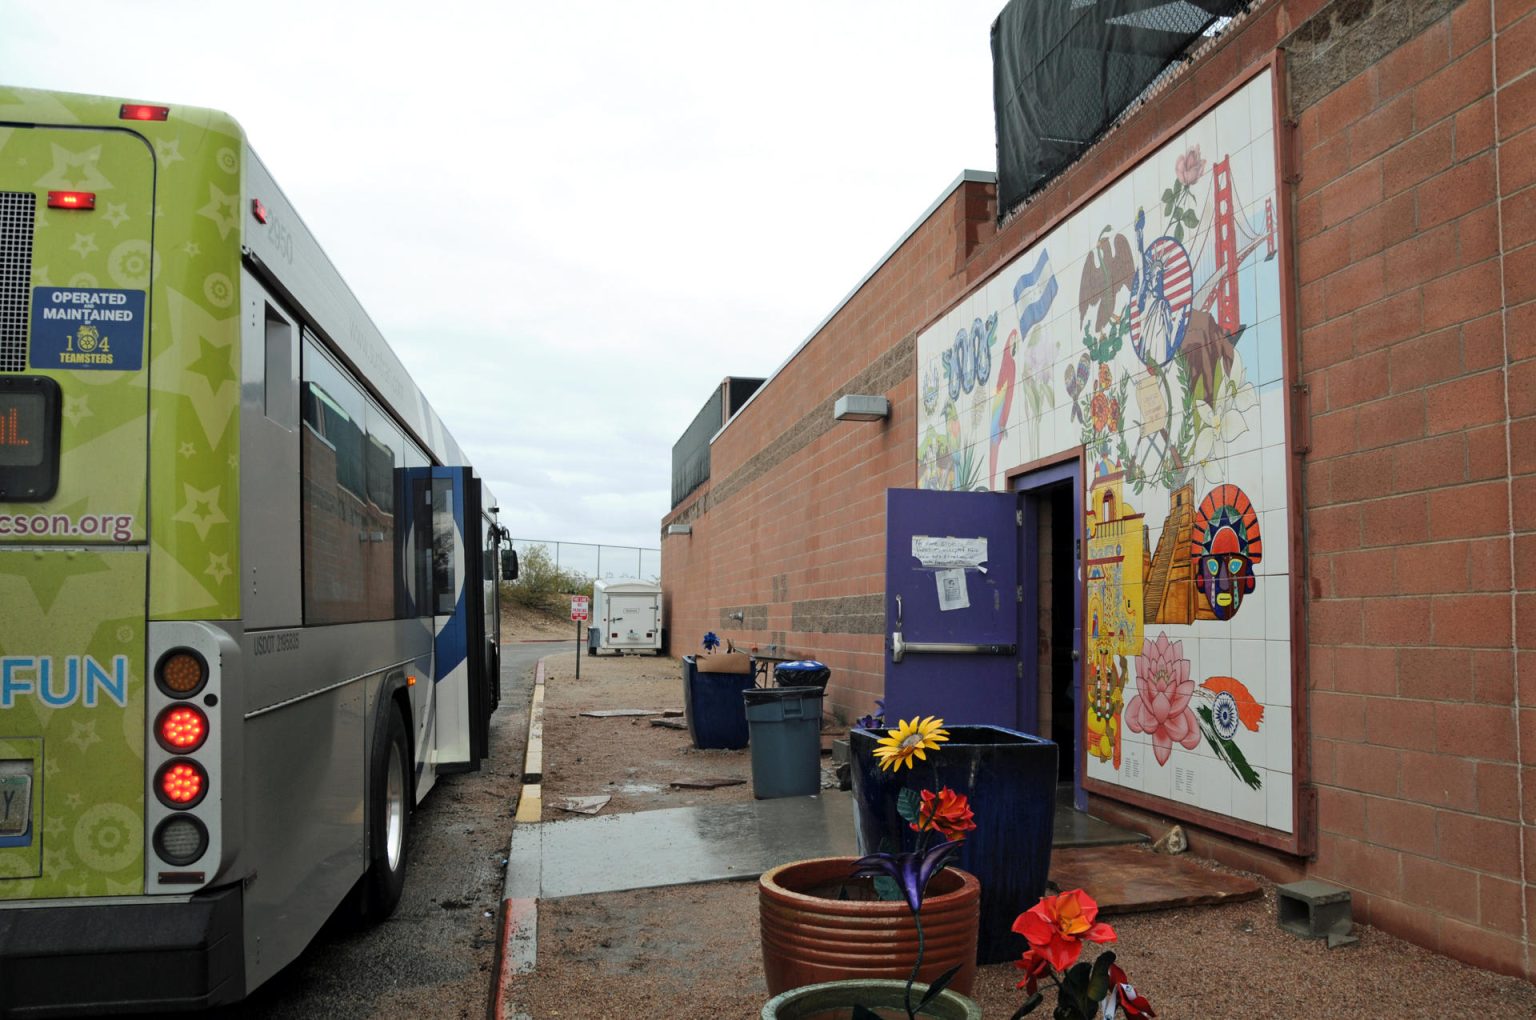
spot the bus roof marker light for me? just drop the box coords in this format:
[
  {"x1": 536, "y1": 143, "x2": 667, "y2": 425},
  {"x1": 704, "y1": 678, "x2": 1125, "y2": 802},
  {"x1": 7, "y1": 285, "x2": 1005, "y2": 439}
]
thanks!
[
  {"x1": 47, "y1": 191, "x2": 95, "y2": 211},
  {"x1": 251, "y1": 198, "x2": 268, "y2": 224},
  {"x1": 120, "y1": 103, "x2": 170, "y2": 121}
]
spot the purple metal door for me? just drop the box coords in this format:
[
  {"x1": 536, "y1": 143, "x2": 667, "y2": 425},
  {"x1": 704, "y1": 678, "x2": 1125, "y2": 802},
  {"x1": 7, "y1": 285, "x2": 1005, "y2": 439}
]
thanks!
[{"x1": 883, "y1": 488, "x2": 1022, "y2": 727}]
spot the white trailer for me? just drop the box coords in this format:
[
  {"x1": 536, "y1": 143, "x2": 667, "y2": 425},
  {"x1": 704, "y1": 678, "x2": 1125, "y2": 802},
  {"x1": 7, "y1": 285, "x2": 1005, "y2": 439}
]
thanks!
[{"x1": 588, "y1": 578, "x2": 664, "y2": 655}]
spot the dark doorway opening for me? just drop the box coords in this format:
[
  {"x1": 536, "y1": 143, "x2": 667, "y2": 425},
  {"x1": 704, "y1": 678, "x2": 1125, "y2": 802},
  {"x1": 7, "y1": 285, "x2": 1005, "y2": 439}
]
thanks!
[
  {"x1": 1036, "y1": 482, "x2": 1077, "y2": 782},
  {"x1": 1018, "y1": 458, "x2": 1083, "y2": 808}
]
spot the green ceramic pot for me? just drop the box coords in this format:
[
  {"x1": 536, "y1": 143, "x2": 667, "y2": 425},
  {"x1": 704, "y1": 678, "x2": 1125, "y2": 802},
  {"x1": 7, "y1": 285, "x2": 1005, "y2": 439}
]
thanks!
[{"x1": 761, "y1": 978, "x2": 983, "y2": 1019}]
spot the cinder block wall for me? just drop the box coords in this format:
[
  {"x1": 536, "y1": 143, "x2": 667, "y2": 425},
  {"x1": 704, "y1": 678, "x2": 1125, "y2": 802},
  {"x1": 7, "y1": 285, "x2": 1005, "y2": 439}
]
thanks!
[{"x1": 663, "y1": 0, "x2": 1534, "y2": 977}]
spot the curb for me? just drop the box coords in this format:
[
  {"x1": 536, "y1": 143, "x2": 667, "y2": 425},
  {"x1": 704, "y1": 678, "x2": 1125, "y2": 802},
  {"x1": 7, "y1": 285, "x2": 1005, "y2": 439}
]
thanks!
[{"x1": 492, "y1": 657, "x2": 546, "y2": 1020}]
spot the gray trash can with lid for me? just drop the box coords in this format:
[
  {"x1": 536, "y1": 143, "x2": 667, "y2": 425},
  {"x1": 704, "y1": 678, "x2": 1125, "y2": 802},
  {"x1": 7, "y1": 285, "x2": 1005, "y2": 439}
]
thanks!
[{"x1": 743, "y1": 686, "x2": 824, "y2": 798}]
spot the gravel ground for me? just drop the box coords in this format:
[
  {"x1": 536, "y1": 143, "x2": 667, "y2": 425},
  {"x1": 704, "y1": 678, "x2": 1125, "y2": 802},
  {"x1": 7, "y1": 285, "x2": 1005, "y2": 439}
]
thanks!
[{"x1": 506, "y1": 650, "x2": 1536, "y2": 1018}]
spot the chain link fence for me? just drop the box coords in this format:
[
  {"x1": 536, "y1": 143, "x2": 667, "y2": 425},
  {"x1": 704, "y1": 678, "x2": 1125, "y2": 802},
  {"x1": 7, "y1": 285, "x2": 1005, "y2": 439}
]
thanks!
[{"x1": 507, "y1": 538, "x2": 660, "y2": 584}]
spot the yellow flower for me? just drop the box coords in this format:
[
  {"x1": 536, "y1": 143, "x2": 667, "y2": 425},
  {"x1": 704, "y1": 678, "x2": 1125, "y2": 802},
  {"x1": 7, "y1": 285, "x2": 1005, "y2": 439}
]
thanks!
[{"x1": 872, "y1": 716, "x2": 949, "y2": 771}]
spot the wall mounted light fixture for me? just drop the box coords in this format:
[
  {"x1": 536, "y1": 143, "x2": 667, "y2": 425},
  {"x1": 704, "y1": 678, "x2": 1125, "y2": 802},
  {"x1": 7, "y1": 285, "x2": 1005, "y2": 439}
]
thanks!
[
  {"x1": 833, "y1": 394, "x2": 889, "y2": 421},
  {"x1": 666, "y1": 524, "x2": 692, "y2": 536}
]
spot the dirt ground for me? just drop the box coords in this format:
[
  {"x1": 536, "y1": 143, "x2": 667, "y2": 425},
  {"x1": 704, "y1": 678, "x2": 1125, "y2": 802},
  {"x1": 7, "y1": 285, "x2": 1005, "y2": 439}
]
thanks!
[
  {"x1": 504, "y1": 638, "x2": 1536, "y2": 1018},
  {"x1": 539, "y1": 651, "x2": 755, "y2": 817}
]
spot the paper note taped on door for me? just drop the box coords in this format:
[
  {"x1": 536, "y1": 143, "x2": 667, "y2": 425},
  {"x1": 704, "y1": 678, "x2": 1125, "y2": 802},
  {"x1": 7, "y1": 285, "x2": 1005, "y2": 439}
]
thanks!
[
  {"x1": 911, "y1": 536, "x2": 988, "y2": 572},
  {"x1": 935, "y1": 568, "x2": 970, "y2": 611}
]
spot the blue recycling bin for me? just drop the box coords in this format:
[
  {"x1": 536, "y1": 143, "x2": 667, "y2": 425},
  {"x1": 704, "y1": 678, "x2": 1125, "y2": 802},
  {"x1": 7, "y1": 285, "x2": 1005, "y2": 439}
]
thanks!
[{"x1": 681, "y1": 655, "x2": 755, "y2": 750}]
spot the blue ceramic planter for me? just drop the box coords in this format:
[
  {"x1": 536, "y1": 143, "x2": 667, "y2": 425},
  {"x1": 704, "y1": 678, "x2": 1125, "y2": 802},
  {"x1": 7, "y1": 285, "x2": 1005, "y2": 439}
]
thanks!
[{"x1": 850, "y1": 724, "x2": 1057, "y2": 964}]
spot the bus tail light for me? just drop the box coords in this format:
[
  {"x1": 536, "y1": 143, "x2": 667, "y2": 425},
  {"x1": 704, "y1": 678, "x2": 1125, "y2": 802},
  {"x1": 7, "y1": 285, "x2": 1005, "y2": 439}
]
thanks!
[
  {"x1": 156, "y1": 705, "x2": 208, "y2": 753},
  {"x1": 120, "y1": 103, "x2": 170, "y2": 121},
  {"x1": 155, "y1": 648, "x2": 208, "y2": 698},
  {"x1": 47, "y1": 191, "x2": 95, "y2": 210},
  {"x1": 155, "y1": 759, "x2": 208, "y2": 808},
  {"x1": 153, "y1": 814, "x2": 209, "y2": 867}
]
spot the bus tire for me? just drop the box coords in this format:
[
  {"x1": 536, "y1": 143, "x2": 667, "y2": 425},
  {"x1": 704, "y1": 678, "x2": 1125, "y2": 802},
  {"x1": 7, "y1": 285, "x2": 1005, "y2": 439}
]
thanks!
[{"x1": 359, "y1": 706, "x2": 411, "y2": 922}]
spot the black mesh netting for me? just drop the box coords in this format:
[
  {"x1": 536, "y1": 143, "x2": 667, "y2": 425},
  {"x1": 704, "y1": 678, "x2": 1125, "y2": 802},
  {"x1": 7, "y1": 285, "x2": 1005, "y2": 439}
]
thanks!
[{"x1": 992, "y1": 0, "x2": 1249, "y2": 218}]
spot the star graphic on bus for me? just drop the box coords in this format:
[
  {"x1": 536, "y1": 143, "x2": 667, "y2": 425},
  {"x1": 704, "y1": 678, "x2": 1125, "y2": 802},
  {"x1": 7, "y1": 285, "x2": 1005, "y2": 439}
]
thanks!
[
  {"x1": 197, "y1": 182, "x2": 240, "y2": 239},
  {"x1": 102, "y1": 202, "x2": 130, "y2": 227},
  {"x1": 42, "y1": 846, "x2": 73, "y2": 876},
  {"x1": 34, "y1": 142, "x2": 112, "y2": 192},
  {"x1": 155, "y1": 137, "x2": 184, "y2": 167},
  {"x1": 156, "y1": 288, "x2": 239, "y2": 448},
  {"x1": 188, "y1": 336, "x2": 236, "y2": 389},
  {"x1": 183, "y1": 241, "x2": 201, "y2": 256},
  {"x1": 179, "y1": 441, "x2": 197, "y2": 458},
  {"x1": 173, "y1": 483, "x2": 229, "y2": 540},
  {"x1": 206, "y1": 552, "x2": 232, "y2": 584},
  {"x1": 44, "y1": 815, "x2": 67, "y2": 839},
  {"x1": 69, "y1": 232, "x2": 98, "y2": 258},
  {"x1": 66, "y1": 721, "x2": 101, "y2": 754},
  {"x1": 65, "y1": 792, "x2": 83, "y2": 810},
  {"x1": 63, "y1": 393, "x2": 92, "y2": 426}
]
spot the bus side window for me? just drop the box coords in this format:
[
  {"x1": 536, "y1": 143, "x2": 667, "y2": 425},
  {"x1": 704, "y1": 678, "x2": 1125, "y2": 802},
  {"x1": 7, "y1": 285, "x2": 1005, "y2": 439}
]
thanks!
[
  {"x1": 263, "y1": 304, "x2": 298, "y2": 427},
  {"x1": 431, "y1": 479, "x2": 456, "y2": 615}
]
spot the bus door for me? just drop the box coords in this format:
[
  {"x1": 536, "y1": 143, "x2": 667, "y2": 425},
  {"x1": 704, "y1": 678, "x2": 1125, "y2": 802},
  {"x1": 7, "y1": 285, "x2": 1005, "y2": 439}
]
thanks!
[{"x1": 425, "y1": 466, "x2": 492, "y2": 772}]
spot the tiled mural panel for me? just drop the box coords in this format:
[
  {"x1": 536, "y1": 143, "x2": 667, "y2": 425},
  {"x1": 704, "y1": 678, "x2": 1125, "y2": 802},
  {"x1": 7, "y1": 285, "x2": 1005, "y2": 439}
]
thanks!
[{"x1": 916, "y1": 71, "x2": 1294, "y2": 834}]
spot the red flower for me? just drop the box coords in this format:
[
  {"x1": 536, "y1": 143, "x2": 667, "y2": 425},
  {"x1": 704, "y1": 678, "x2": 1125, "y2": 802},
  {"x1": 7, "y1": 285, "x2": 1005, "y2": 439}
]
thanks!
[
  {"x1": 1013, "y1": 948, "x2": 1051, "y2": 996},
  {"x1": 1109, "y1": 962, "x2": 1156, "y2": 1017},
  {"x1": 1010, "y1": 888, "x2": 1117, "y2": 972},
  {"x1": 910, "y1": 788, "x2": 977, "y2": 841}
]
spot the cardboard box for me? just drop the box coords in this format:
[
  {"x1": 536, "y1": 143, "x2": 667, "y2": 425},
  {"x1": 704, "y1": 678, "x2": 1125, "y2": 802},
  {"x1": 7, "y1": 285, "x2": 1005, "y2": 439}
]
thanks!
[{"x1": 698, "y1": 651, "x2": 752, "y2": 675}]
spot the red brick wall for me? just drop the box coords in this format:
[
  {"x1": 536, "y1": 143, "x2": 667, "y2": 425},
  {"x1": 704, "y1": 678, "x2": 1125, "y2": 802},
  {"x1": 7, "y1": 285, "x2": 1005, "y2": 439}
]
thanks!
[
  {"x1": 1290, "y1": 0, "x2": 1530, "y2": 978},
  {"x1": 663, "y1": 0, "x2": 1534, "y2": 977}
]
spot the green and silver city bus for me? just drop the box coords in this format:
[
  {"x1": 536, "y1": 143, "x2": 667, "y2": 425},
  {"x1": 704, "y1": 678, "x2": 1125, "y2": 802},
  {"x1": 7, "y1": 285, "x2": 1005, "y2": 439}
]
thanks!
[{"x1": 0, "y1": 86, "x2": 508, "y2": 1013}]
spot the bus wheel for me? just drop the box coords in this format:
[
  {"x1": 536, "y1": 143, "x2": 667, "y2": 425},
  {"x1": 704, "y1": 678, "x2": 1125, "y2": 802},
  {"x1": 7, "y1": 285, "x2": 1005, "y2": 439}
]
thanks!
[{"x1": 359, "y1": 707, "x2": 411, "y2": 922}]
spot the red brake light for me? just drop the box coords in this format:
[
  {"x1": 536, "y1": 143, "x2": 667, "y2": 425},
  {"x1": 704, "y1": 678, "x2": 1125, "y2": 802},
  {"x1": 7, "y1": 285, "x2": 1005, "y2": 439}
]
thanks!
[
  {"x1": 157, "y1": 706, "x2": 208, "y2": 752},
  {"x1": 157, "y1": 760, "x2": 207, "y2": 807},
  {"x1": 251, "y1": 199, "x2": 268, "y2": 224},
  {"x1": 47, "y1": 191, "x2": 95, "y2": 211},
  {"x1": 120, "y1": 103, "x2": 170, "y2": 121}
]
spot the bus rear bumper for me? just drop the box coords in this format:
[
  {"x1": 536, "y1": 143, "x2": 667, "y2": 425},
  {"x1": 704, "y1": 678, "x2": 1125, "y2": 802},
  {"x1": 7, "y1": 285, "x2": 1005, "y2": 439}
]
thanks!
[{"x1": 0, "y1": 885, "x2": 243, "y2": 1017}]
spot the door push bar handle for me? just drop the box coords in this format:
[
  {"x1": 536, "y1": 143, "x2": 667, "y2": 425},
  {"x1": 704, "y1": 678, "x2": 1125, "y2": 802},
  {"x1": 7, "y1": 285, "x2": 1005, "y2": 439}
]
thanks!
[{"x1": 889, "y1": 597, "x2": 1018, "y2": 663}]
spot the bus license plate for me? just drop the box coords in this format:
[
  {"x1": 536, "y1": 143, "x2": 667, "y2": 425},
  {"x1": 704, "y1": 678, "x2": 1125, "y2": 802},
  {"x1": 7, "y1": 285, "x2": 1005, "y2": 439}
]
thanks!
[{"x1": 0, "y1": 772, "x2": 32, "y2": 836}]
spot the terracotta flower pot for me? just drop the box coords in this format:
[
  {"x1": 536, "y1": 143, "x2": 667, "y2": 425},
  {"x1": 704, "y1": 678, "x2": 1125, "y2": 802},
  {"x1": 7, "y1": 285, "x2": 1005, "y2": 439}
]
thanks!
[
  {"x1": 758, "y1": 856, "x2": 979, "y2": 997},
  {"x1": 761, "y1": 978, "x2": 983, "y2": 1019}
]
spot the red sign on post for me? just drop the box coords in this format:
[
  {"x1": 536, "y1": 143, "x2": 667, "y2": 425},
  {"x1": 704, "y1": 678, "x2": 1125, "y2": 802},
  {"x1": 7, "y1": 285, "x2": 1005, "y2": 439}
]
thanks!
[{"x1": 571, "y1": 595, "x2": 590, "y2": 622}]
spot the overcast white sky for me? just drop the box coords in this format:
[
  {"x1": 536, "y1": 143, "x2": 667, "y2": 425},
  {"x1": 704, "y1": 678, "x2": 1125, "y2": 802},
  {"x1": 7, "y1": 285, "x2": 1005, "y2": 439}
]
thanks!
[{"x1": 4, "y1": 0, "x2": 1005, "y2": 557}]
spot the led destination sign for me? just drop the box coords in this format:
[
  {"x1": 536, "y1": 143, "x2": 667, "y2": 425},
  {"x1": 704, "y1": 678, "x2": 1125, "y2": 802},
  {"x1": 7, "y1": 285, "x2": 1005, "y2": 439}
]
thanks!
[
  {"x1": 0, "y1": 377, "x2": 60, "y2": 502},
  {"x1": 0, "y1": 391, "x2": 45, "y2": 467}
]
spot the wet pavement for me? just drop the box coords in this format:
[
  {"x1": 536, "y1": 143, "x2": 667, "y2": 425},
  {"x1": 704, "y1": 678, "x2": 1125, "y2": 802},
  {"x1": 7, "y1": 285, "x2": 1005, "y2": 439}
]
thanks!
[
  {"x1": 507, "y1": 792, "x2": 859, "y2": 900},
  {"x1": 507, "y1": 782, "x2": 1144, "y2": 902}
]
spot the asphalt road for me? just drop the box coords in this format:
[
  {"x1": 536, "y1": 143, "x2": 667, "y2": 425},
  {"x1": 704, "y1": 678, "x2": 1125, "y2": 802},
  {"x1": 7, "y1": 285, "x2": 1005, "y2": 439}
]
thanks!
[{"x1": 200, "y1": 640, "x2": 560, "y2": 1020}]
